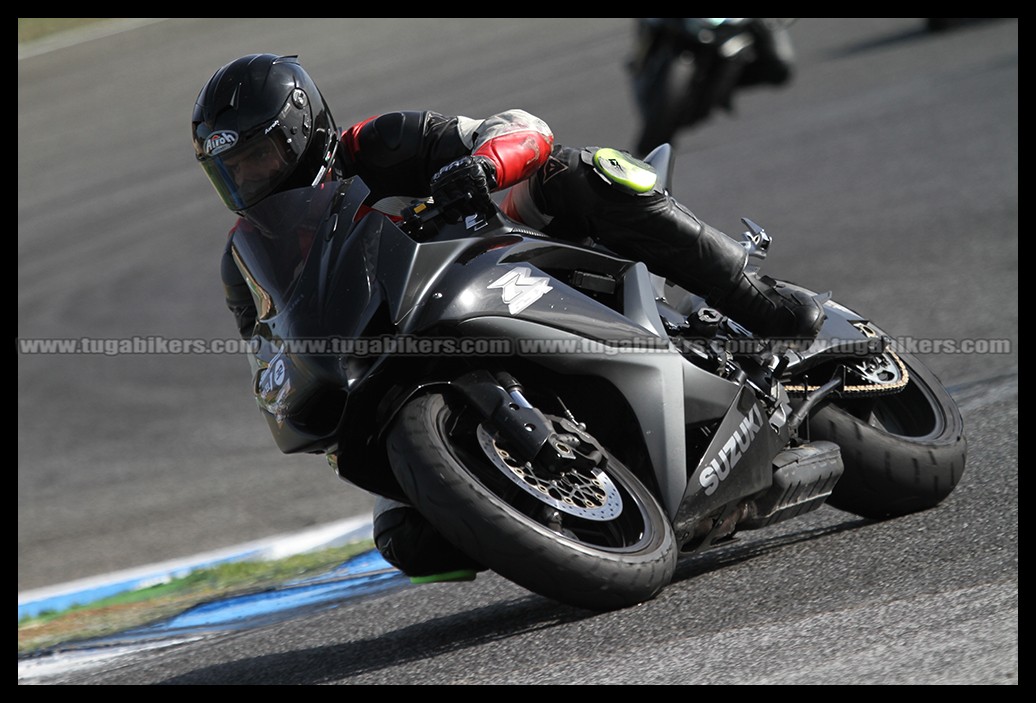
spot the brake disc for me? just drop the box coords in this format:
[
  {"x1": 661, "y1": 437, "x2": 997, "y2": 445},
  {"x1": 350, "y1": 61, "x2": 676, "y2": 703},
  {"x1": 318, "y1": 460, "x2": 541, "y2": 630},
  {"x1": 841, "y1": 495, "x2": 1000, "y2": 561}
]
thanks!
[{"x1": 476, "y1": 425, "x2": 623, "y2": 521}]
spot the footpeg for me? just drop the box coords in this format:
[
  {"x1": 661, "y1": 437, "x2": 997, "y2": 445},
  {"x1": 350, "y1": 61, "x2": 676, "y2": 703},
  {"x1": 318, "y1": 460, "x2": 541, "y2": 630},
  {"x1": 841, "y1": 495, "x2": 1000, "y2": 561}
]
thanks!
[{"x1": 741, "y1": 441, "x2": 844, "y2": 529}]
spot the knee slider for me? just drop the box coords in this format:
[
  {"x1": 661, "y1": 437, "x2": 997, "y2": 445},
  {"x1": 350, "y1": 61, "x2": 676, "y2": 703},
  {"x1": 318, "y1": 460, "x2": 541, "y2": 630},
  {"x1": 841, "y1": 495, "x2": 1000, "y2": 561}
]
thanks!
[{"x1": 586, "y1": 147, "x2": 659, "y2": 195}]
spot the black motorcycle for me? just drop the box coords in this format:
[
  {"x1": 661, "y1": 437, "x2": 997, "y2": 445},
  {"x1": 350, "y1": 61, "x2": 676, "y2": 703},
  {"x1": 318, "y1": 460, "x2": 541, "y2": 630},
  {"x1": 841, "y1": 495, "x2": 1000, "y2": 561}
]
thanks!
[
  {"x1": 231, "y1": 144, "x2": 966, "y2": 611},
  {"x1": 630, "y1": 18, "x2": 788, "y2": 156}
]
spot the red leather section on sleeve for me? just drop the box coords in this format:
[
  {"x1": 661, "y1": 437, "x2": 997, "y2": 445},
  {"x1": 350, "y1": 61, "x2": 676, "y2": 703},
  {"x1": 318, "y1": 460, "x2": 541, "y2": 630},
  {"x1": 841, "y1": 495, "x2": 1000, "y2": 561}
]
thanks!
[
  {"x1": 340, "y1": 116, "x2": 378, "y2": 160},
  {"x1": 473, "y1": 131, "x2": 553, "y2": 189}
]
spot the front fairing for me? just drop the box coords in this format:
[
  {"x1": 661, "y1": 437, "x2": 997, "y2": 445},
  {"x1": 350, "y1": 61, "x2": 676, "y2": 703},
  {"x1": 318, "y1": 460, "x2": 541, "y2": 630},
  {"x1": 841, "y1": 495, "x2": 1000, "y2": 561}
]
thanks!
[
  {"x1": 404, "y1": 237, "x2": 667, "y2": 345},
  {"x1": 232, "y1": 179, "x2": 378, "y2": 452},
  {"x1": 231, "y1": 179, "x2": 680, "y2": 453}
]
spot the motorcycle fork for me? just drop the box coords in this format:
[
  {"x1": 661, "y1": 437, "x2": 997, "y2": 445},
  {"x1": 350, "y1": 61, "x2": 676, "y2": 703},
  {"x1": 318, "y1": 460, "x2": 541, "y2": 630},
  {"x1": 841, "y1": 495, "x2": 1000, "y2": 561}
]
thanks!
[{"x1": 446, "y1": 369, "x2": 575, "y2": 473}]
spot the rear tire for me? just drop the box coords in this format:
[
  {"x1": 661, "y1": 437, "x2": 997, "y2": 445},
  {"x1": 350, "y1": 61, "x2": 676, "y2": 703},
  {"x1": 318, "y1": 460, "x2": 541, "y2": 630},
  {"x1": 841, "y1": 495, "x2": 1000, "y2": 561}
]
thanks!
[
  {"x1": 807, "y1": 350, "x2": 967, "y2": 518},
  {"x1": 387, "y1": 392, "x2": 677, "y2": 610}
]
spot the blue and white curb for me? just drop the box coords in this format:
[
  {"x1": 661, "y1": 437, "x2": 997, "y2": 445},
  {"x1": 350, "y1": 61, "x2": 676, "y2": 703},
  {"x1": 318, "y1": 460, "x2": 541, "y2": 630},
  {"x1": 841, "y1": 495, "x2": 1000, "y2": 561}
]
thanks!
[{"x1": 18, "y1": 516, "x2": 374, "y2": 621}]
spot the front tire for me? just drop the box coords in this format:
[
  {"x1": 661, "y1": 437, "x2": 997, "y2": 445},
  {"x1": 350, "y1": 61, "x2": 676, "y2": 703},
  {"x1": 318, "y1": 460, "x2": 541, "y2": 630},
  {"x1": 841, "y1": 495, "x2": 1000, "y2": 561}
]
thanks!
[
  {"x1": 387, "y1": 392, "x2": 677, "y2": 611},
  {"x1": 807, "y1": 349, "x2": 967, "y2": 519}
]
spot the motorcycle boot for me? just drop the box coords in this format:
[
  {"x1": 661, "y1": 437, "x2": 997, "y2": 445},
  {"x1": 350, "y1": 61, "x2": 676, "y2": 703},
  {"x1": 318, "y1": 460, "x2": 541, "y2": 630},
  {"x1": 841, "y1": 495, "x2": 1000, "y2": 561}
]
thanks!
[
  {"x1": 505, "y1": 145, "x2": 825, "y2": 342},
  {"x1": 611, "y1": 199, "x2": 825, "y2": 343},
  {"x1": 372, "y1": 496, "x2": 482, "y2": 583},
  {"x1": 710, "y1": 267, "x2": 826, "y2": 343}
]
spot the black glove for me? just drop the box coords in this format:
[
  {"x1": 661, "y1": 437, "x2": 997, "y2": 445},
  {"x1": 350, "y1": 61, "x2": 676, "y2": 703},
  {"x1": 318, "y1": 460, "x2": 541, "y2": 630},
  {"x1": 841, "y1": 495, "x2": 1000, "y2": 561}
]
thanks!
[{"x1": 429, "y1": 155, "x2": 498, "y2": 222}]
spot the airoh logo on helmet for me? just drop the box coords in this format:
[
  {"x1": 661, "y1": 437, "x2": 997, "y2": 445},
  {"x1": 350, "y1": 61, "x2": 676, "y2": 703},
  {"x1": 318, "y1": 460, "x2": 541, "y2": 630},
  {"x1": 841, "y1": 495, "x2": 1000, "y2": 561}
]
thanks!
[{"x1": 204, "y1": 130, "x2": 239, "y2": 156}]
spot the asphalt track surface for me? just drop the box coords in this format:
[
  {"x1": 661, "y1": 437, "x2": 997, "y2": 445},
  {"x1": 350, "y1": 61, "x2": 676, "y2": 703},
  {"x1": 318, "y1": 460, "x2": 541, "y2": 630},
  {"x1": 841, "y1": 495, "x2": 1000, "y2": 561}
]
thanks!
[{"x1": 18, "y1": 19, "x2": 1017, "y2": 684}]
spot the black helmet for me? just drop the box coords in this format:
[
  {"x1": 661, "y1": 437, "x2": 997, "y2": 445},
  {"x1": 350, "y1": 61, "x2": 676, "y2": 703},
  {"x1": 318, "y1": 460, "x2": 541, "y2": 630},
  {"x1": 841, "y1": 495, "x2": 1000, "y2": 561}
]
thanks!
[{"x1": 192, "y1": 54, "x2": 339, "y2": 213}]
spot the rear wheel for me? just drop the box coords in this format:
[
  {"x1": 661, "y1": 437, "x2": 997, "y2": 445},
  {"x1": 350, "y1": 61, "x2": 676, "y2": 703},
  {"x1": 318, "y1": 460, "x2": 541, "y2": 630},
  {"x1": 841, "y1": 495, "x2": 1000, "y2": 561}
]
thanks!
[
  {"x1": 387, "y1": 392, "x2": 677, "y2": 611},
  {"x1": 806, "y1": 349, "x2": 967, "y2": 518}
]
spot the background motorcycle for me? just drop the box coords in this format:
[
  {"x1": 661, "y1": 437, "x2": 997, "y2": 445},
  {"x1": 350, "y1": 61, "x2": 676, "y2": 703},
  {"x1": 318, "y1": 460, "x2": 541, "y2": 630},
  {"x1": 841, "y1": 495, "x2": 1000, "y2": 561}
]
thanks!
[
  {"x1": 630, "y1": 18, "x2": 792, "y2": 156},
  {"x1": 235, "y1": 145, "x2": 966, "y2": 612}
]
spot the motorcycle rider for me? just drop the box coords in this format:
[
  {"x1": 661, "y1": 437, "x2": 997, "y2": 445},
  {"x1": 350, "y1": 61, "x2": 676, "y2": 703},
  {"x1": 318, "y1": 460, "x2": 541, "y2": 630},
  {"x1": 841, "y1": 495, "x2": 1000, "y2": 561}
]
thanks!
[
  {"x1": 734, "y1": 18, "x2": 795, "y2": 89},
  {"x1": 192, "y1": 53, "x2": 825, "y2": 582}
]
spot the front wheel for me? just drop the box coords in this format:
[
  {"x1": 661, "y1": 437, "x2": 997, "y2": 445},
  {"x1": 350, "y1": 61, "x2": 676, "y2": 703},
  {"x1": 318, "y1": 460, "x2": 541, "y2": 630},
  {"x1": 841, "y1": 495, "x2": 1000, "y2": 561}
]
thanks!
[
  {"x1": 386, "y1": 392, "x2": 677, "y2": 611},
  {"x1": 806, "y1": 349, "x2": 967, "y2": 519}
]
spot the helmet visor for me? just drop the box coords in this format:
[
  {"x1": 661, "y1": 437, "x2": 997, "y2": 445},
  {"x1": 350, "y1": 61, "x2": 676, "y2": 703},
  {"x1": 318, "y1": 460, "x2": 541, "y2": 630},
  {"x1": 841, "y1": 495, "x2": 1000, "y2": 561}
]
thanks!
[{"x1": 199, "y1": 129, "x2": 302, "y2": 211}]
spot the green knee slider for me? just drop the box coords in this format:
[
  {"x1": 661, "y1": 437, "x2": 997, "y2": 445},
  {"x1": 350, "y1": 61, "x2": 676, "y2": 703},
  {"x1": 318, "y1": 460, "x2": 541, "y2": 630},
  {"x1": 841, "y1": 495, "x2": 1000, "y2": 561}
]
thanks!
[{"x1": 591, "y1": 147, "x2": 658, "y2": 195}]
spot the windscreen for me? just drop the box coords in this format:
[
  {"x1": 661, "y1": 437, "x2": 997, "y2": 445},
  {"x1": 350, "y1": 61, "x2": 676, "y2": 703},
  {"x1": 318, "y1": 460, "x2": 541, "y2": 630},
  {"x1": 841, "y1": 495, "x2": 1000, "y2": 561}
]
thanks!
[{"x1": 230, "y1": 182, "x2": 343, "y2": 319}]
